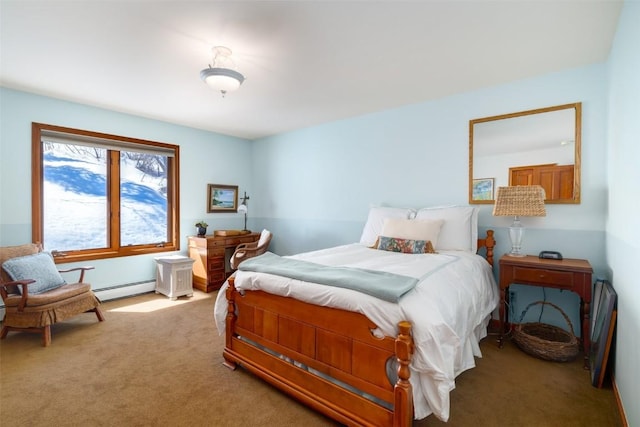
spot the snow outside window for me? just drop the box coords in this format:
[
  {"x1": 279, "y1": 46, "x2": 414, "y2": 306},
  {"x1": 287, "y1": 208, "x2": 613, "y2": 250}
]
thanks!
[{"x1": 32, "y1": 123, "x2": 180, "y2": 262}]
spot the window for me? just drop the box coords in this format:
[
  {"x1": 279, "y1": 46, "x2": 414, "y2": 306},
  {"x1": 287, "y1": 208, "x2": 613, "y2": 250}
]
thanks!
[{"x1": 32, "y1": 123, "x2": 180, "y2": 262}]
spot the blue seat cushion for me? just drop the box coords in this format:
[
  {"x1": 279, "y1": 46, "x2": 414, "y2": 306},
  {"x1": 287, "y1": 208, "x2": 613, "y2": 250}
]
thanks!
[{"x1": 2, "y1": 252, "x2": 67, "y2": 294}]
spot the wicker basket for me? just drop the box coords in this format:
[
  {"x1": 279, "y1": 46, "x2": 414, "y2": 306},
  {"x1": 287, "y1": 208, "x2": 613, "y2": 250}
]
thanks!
[{"x1": 512, "y1": 300, "x2": 579, "y2": 362}]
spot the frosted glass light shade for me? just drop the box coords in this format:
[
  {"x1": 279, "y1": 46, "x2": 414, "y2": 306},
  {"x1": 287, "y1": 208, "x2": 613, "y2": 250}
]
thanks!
[{"x1": 200, "y1": 68, "x2": 245, "y2": 92}]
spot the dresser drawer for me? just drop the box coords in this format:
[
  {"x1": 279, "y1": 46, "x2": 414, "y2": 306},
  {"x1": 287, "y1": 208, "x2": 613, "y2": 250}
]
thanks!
[
  {"x1": 208, "y1": 270, "x2": 226, "y2": 284},
  {"x1": 207, "y1": 248, "x2": 225, "y2": 257},
  {"x1": 207, "y1": 240, "x2": 227, "y2": 248},
  {"x1": 513, "y1": 266, "x2": 574, "y2": 288},
  {"x1": 208, "y1": 256, "x2": 225, "y2": 270}
]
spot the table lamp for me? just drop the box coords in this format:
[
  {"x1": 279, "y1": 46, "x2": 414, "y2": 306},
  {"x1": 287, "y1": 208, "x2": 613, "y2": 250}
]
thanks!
[
  {"x1": 493, "y1": 185, "x2": 546, "y2": 257},
  {"x1": 238, "y1": 192, "x2": 250, "y2": 231}
]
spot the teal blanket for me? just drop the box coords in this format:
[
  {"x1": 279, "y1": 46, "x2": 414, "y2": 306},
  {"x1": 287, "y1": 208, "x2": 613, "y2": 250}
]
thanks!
[{"x1": 238, "y1": 252, "x2": 418, "y2": 302}]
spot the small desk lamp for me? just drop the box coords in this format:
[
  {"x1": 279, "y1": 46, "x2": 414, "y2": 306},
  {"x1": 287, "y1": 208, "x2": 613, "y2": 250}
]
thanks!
[
  {"x1": 493, "y1": 185, "x2": 546, "y2": 257},
  {"x1": 238, "y1": 192, "x2": 250, "y2": 232}
]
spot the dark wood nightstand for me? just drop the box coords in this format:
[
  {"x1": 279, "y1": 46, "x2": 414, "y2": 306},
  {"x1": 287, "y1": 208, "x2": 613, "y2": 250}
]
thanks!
[{"x1": 498, "y1": 255, "x2": 593, "y2": 367}]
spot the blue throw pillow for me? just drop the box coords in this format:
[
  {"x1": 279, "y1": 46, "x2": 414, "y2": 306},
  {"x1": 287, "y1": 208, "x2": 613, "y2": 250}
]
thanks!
[{"x1": 2, "y1": 252, "x2": 66, "y2": 294}]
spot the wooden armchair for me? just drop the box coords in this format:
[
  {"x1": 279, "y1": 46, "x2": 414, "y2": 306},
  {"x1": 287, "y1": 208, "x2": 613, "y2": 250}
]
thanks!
[
  {"x1": 0, "y1": 243, "x2": 104, "y2": 347},
  {"x1": 230, "y1": 229, "x2": 272, "y2": 270}
]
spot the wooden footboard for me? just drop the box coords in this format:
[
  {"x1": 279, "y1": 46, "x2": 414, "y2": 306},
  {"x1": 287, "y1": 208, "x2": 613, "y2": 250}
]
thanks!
[
  {"x1": 222, "y1": 232, "x2": 495, "y2": 426},
  {"x1": 224, "y1": 277, "x2": 414, "y2": 427}
]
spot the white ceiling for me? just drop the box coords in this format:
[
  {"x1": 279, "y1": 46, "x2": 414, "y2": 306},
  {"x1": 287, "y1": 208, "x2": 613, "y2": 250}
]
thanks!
[{"x1": 0, "y1": 1, "x2": 623, "y2": 140}]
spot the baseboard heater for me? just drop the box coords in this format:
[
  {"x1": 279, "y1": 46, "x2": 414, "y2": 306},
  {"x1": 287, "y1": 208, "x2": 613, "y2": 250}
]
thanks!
[{"x1": 93, "y1": 280, "x2": 156, "y2": 302}]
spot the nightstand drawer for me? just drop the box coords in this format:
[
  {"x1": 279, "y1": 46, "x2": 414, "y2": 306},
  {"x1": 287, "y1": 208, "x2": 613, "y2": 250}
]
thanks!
[{"x1": 513, "y1": 266, "x2": 574, "y2": 288}]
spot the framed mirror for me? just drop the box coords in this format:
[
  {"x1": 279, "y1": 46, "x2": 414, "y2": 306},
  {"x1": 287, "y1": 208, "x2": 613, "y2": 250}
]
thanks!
[{"x1": 469, "y1": 102, "x2": 581, "y2": 204}]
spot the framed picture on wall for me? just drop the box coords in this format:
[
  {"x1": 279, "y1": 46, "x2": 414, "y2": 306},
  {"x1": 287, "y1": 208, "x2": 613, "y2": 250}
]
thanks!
[
  {"x1": 590, "y1": 280, "x2": 617, "y2": 388},
  {"x1": 472, "y1": 178, "x2": 494, "y2": 201},
  {"x1": 207, "y1": 184, "x2": 238, "y2": 213}
]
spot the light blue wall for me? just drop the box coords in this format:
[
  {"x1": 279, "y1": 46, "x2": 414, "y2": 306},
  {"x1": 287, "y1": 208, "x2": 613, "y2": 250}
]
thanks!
[
  {"x1": 606, "y1": 1, "x2": 640, "y2": 425},
  {"x1": 249, "y1": 65, "x2": 611, "y2": 346},
  {"x1": 0, "y1": 88, "x2": 253, "y2": 289},
  {"x1": 253, "y1": 66, "x2": 609, "y2": 329}
]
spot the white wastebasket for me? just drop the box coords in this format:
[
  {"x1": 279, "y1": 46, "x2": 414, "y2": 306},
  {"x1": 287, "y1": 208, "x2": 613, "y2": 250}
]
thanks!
[{"x1": 155, "y1": 255, "x2": 195, "y2": 300}]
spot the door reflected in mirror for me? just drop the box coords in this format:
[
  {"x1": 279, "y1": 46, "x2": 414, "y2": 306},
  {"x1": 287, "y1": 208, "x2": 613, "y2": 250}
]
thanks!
[{"x1": 469, "y1": 103, "x2": 581, "y2": 204}]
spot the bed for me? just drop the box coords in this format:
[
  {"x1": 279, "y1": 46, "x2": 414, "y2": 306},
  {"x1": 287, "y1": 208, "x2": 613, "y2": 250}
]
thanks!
[{"x1": 213, "y1": 206, "x2": 498, "y2": 425}]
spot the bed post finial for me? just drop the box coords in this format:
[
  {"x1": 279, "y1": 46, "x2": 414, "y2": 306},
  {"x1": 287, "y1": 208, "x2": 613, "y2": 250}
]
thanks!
[
  {"x1": 485, "y1": 230, "x2": 495, "y2": 267},
  {"x1": 394, "y1": 321, "x2": 413, "y2": 427},
  {"x1": 223, "y1": 277, "x2": 238, "y2": 370}
]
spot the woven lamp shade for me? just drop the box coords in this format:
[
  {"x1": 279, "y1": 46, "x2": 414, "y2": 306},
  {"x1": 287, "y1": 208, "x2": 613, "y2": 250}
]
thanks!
[{"x1": 493, "y1": 186, "x2": 546, "y2": 217}]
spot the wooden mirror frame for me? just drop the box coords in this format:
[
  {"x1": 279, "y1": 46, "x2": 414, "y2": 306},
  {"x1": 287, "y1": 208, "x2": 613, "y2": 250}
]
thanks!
[{"x1": 469, "y1": 103, "x2": 582, "y2": 204}]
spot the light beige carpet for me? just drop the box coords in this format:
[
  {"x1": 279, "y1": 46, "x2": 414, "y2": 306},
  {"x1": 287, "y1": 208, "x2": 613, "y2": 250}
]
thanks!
[{"x1": 0, "y1": 290, "x2": 622, "y2": 426}]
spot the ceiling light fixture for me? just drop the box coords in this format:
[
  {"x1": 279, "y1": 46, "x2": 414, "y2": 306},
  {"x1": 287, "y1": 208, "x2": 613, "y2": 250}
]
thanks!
[{"x1": 200, "y1": 46, "x2": 245, "y2": 97}]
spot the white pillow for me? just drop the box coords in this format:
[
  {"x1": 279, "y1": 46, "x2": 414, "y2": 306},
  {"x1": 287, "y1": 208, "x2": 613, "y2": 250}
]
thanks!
[
  {"x1": 381, "y1": 218, "x2": 444, "y2": 249},
  {"x1": 414, "y1": 206, "x2": 479, "y2": 252},
  {"x1": 359, "y1": 206, "x2": 414, "y2": 246},
  {"x1": 258, "y1": 229, "x2": 271, "y2": 247}
]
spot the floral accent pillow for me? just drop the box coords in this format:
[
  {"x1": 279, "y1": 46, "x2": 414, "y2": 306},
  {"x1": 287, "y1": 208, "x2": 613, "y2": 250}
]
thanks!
[
  {"x1": 381, "y1": 218, "x2": 444, "y2": 249},
  {"x1": 376, "y1": 236, "x2": 437, "y2": 254}
]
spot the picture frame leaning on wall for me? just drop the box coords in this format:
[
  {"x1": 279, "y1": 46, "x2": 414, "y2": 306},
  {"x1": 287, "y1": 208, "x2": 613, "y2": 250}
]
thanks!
[{"x1": 589, "y1": 279, "x2": 617, "y2": 388}]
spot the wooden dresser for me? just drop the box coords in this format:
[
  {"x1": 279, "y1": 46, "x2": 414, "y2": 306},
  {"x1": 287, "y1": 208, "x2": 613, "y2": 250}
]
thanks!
[{"x1": 188, "y1": 232, "x2": 260, "y2": 292}]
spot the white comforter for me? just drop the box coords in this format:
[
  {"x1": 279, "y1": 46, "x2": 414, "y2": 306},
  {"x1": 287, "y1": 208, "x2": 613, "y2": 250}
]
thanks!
[{"x1": 213, "y1": 243, "x2": 498, "y2": 421}]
